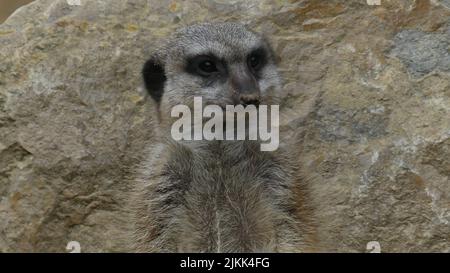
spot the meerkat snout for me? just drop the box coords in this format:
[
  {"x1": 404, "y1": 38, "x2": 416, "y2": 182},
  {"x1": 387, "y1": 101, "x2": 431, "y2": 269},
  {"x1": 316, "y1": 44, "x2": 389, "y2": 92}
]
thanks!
[
  {"x1": 239, "y1": 94, "x2": 260, "y2": 106},
  {"x1": 229, "y1": 66, "x2": 261, "y2": 106}
]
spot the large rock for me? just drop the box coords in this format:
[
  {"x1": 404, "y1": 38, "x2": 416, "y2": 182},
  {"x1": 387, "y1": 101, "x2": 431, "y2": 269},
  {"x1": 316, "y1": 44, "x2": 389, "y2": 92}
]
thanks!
[{"x1": 0, "y1": 0, "x2": 449, "y2": 252}]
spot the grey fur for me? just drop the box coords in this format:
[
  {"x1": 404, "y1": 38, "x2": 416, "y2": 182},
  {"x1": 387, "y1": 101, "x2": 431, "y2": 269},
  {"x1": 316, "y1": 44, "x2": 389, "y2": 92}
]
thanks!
[{"x1": 130, "y1": 22, "x2": 317, "y2": 252}]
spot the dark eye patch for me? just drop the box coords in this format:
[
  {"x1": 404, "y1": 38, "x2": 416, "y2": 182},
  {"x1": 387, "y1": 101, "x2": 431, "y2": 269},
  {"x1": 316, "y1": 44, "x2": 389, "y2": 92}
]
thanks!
[
  {"x1": 186, "y1": 54, "x2": 225, "y2": 78},
  {"x1": 247, "y1": 47, "x2": 267, "y2": 75}
]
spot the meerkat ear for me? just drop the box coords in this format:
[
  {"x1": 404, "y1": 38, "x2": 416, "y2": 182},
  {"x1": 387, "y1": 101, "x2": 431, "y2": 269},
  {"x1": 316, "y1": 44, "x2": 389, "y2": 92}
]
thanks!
[{"x1": 142, "y1": 55, "x2": 167, "y2": 104}]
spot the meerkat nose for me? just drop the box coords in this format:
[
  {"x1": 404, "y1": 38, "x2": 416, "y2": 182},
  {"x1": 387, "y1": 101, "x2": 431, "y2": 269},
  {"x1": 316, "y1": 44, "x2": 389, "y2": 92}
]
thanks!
[
  {"x1": 240, "y1": 94, "x2": 260, "y2": 106},
  {"x1": 229, "y1": 66, "x2": 261, "y2": 106}
]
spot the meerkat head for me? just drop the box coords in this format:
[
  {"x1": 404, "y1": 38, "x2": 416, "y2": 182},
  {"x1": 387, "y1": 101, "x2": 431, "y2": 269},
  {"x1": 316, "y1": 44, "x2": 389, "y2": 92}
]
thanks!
[{"x1": 143, "y1": 22, "x2": 283, "y2": 117}]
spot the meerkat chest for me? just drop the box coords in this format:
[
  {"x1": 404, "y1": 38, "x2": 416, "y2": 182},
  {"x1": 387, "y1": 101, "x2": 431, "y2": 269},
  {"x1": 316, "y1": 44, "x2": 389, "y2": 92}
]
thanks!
[{"x1": 167, "y1": 149, "x2": 292, "y2": 252}]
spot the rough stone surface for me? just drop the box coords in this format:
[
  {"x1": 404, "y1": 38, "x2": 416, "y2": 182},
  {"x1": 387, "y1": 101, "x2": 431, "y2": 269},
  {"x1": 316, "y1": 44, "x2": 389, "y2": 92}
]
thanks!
[
  {"x1": 391, "y1": 29, "x2": 450, "y2": 77},
  {"x1": 0, "y1": 0, "x2": 449, "y2": 252}
]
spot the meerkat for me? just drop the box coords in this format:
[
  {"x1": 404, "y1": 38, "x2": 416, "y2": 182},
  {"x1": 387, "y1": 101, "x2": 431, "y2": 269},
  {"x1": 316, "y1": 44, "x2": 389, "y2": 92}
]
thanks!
[{"x1": 131, "y1": 22, "x2": 317, "y2": 252}]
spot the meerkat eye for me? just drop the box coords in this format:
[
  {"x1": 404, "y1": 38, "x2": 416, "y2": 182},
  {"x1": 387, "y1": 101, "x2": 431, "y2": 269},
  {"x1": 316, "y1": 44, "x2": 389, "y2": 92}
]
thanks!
[
  {"x1": 247, "y1": 48, "x2": 267, "y2": 72},
  {"x1": 186, "y1": 55, "x2": 220, "y2": 77},
  {"x1": 198, "y1": 60, "x2": 218, "y2": 74},
  {"x1": 249, "y1": 55, "x2": 260, "y2": 68}
]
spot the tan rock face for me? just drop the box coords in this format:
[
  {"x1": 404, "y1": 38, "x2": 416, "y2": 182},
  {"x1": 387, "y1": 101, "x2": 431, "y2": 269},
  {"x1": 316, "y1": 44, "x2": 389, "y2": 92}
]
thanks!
[{"x1": 0, "y1": 0, "x2": 449, "y2": 252}]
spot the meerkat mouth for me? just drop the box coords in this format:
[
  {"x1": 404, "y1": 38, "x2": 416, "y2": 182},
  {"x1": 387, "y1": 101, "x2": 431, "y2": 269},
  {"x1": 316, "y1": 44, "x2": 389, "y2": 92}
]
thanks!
[{"x1": 170, "y1": 96, "x2": 279, "y2": 151}]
